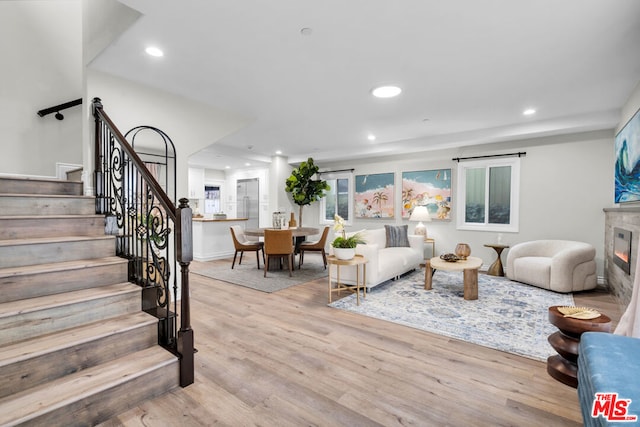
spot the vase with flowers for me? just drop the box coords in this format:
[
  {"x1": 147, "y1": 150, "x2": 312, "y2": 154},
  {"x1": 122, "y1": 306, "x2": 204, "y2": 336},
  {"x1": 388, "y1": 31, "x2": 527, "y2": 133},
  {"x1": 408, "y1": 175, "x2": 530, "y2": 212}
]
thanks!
[{"x1": 331, "y1": 214, "x2": 365, "y2": 260}]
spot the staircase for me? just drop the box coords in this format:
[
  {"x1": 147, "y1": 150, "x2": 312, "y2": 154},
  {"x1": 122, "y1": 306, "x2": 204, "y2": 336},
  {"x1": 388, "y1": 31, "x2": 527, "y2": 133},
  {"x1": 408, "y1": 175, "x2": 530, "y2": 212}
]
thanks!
[{"x1": 0, "y1": 176, "x2": 179, "y2": 426}]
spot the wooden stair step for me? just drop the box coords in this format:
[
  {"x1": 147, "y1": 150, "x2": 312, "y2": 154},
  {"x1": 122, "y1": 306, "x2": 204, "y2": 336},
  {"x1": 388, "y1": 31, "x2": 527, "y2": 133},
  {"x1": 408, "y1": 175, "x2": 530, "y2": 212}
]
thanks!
[
  {"x1": 0, "y1": 282, "x2": 142, "y2": 347},
  {"x1": 0, "y1": 312, "x2": 159, "y2": 399},
  {"x1": 0, "y1": 257, "x2": 128, "y2": 303},
  {"x1": 0, "y1": 235, "x2": 116, "y2": 268},
  {"x1": 0, "y1": 215, "x2": 106, "y2": 240},
  {"x1": 66, "y1": 167, "x2": 83, "y2": 182},
  {"x1": 0, "y1": 194, "x2": 95, "y2": 216},
  {"x1": 0, "y1": 176, "x2": 83, "y2": 196},
  {"x1": 0, "y1": 347, "x2": 178, "y2": 427}
]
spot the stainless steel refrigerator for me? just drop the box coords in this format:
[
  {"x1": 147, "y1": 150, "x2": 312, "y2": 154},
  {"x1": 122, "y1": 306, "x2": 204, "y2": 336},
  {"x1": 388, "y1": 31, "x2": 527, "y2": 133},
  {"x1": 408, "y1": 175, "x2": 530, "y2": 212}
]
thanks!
[{"x1": 237, "y1": 178, "x2": 259, "y2": 229}]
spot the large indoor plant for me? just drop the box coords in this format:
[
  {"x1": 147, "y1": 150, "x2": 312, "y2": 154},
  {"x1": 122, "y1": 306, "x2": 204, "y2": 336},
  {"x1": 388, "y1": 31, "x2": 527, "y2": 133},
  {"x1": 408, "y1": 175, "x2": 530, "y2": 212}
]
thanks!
[
  {"x1": 285, "y1": 157, "x2": 330, "y2": 226},
  {"x1": 331, "y1": 214, "x2": 364, "y2": 260}
]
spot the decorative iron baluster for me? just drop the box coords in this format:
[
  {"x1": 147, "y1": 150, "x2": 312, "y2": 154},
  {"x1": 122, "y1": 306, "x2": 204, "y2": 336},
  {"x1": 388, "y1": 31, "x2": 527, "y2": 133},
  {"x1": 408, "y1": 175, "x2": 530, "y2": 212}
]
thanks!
[{"x1": 92, "y1": 98, "x2": 193, "y2": 386}]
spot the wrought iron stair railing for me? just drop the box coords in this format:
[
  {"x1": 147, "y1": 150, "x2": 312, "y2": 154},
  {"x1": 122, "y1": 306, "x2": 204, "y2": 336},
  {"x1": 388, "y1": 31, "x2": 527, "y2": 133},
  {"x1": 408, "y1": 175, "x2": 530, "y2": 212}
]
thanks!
[{"x1": 92, "y1": 97, "x2": 194, "y2": 387}]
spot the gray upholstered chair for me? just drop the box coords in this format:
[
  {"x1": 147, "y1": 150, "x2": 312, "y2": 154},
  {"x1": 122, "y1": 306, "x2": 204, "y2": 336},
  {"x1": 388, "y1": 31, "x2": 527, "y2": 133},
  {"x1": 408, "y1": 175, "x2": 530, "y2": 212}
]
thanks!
[{"x1": 505, "y1": 240, "x2": 597, "y2": 293}]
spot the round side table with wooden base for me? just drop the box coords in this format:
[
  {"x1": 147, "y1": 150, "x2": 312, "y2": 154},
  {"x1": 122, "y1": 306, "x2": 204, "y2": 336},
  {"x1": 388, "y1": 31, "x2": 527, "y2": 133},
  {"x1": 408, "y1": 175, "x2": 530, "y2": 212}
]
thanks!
[
  {"x1": 327, "y1": 255, "x2": 367, "y2": 305},
  {"x1": 484, "y1": 243, "x2": 509, "y2": 276},
  {"x1": 546, "y1": 306, "x2": 611, "y2": 388},
  {"x1": 424, "y1": 256, "x2": 483, "y2": 300}
]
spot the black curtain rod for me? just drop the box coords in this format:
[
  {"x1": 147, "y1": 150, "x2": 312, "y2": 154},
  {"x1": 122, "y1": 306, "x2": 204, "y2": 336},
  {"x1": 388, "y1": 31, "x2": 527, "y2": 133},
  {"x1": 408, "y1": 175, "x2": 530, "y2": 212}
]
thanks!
[
  {"x1": 37, "y1": 98, "x2": 82, "y2": 118},
  {"x1": 319, "y1": 168, "x2": 354, "y2": 174},
  {"x1": 452, "y1": 152, "x2": 526, "y2": 162}
]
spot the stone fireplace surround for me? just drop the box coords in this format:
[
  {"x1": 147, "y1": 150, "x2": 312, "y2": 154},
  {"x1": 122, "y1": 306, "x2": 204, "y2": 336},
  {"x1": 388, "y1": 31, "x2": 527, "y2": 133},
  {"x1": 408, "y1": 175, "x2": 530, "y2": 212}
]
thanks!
[{"x1": 604, "y1": 207, "x2": 640, "y2": 307}]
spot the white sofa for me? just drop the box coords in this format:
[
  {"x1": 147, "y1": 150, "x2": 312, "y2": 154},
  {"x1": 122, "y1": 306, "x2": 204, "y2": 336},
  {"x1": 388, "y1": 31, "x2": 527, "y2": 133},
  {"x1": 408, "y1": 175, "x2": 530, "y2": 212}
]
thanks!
[
  {"x1": 506, "y1": 240, "x2": 597, "y2": 293},
  {"x1": 330, "y1": 227, "x2": 424, "y2": 289}
]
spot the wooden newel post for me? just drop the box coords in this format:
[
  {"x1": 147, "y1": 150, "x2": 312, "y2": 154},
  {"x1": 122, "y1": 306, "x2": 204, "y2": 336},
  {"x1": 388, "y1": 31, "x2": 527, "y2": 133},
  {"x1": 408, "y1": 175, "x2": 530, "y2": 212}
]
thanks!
[{"x1": 177, "y1": 198, "x2": 194, "y2": 387}]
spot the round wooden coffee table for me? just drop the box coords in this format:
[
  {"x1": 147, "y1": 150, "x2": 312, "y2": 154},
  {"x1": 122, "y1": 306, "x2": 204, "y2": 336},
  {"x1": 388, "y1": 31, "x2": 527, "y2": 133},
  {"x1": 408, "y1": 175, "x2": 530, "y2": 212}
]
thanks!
[
  {"x1": 547, "y1": 306, "x2": 611, "y2": 388},
  {"x1": 424, "y1": 256, "x2": 483, "y2": 300}
]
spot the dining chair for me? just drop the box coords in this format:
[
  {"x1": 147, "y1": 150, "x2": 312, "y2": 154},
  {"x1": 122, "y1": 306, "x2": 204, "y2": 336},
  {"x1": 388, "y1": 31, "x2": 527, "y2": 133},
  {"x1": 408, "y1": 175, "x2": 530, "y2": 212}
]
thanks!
[
  {"x1": 230, "y1": 225, "x2": 264, "y2": 269},
  {"x1": 263, "y1": 229, "x2": 294, "y2": 277},
  {"x1": 298, "y1": 226, "x2": 330, "y2": 269}
]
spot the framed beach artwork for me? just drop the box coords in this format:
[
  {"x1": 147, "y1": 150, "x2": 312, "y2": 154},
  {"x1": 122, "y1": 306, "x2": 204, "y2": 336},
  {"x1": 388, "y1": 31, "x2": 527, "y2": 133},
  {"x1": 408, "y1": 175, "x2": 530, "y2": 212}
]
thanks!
[
  {"x1": 401, "y1": 169, "x2": 452, "y2": 220},
  {"x1": 355, "y1": 173, "x2": 395, "y2": 218}
]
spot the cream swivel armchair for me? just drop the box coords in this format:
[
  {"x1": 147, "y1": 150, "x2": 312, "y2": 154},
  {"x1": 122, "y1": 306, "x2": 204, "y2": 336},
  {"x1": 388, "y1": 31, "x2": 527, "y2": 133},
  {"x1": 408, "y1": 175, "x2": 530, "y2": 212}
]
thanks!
[{"x1": 506, "y1": 240, "x2": 597, "y2": 293}]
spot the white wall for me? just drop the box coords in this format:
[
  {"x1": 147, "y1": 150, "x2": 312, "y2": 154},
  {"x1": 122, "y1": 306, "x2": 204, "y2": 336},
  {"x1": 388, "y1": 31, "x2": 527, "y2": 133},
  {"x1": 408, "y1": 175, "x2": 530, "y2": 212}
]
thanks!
[
  {"x1": 316, "y1": 130, "x2": 613, "y2": 277},
  {"x1": 269, "y1": 156, "x2": 298, "y2": 223},
  {"x1": 224, "y1": 167, "x2": 270, "y2": 227},
  {"x1": 85, "y1": 70, "x2": 249, "y2": 200},
  {"x1": 0, "y1": 0, "x2": 82, "y2": 177},
  {"x1": 618, "y1": 80, "x2": 640, "y2": 133}
]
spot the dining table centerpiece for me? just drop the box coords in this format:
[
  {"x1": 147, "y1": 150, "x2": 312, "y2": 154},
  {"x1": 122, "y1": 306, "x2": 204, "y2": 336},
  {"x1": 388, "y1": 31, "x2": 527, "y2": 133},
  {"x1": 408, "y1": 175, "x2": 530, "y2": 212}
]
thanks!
[{"x1": 331, "y1": 214, "x2": 364, "y2": 260}]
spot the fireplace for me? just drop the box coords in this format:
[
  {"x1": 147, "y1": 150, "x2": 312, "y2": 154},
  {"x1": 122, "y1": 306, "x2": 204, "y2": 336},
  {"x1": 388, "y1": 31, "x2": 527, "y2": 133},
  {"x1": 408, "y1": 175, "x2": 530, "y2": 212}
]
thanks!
[{"x1": 613, "y1": 227, "x2": 632, "y2": 274}]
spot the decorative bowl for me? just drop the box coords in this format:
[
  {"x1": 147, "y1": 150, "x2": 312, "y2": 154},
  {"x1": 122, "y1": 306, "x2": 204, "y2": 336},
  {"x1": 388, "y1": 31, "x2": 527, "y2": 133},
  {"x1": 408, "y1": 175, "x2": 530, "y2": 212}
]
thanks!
[{"x1": 440, "y1": 253, "x2": 460, "y2": 262}]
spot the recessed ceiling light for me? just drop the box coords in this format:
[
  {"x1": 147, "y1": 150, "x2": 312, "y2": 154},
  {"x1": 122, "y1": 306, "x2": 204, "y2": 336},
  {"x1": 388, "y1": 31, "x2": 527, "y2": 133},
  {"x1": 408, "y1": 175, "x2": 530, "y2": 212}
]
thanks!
[
  {"x1": 275, "y1": 150, "x2": 282, "y2": 155},
  {"x1": 145, "y1": 46, "x2": 164, "y2": 57},
  {"x1": 225, "y1": 166, "x2": 230, "y2": 169},
  {"x1": 245, "y1": 163, "x2": 251, "y2": 166},
  {"x1": 367, "y1": 134, "x2": 376, "y2": 141},
  {"x1": 523, "y1": 108, "x2": 536, "y2": 116},
  {"x1": 372, "y1": 85, "x2": 402, "y2": 98}
]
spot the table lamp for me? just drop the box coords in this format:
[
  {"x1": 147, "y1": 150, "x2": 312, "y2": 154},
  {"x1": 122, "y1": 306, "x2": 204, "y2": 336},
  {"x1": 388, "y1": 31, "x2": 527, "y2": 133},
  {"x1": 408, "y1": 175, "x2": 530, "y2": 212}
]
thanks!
[{"x1": 410, "y1": 206, "x2": 431, "y2": 238}]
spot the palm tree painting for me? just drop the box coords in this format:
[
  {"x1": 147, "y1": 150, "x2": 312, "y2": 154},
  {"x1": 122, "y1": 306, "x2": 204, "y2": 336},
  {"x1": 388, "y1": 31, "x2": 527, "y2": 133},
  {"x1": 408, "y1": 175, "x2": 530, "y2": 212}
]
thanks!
[
  {"x1": 355, "y1": 173, "x2": 394, "y2": 218},
  {"x1": 401, "y1": 169, "x2": 452, "y2": 220}
]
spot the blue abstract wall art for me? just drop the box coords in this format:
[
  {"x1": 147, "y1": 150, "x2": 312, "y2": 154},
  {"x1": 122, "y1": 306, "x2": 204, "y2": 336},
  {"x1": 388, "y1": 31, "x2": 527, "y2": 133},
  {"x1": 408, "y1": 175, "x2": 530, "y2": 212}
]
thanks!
[{"x1": 615, "y1": 107, "x2": 640, "y2": 203}]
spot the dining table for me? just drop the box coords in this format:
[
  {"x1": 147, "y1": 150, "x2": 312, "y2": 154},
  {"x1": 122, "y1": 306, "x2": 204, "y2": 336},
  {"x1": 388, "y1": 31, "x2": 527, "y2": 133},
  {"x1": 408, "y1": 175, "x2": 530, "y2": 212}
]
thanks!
[
  {"x1": 244, "y1": 226, "x2": 320, "y2": 239},
  {"x1": 244, "y1": 227, "x2": 320, "y2": 257}
]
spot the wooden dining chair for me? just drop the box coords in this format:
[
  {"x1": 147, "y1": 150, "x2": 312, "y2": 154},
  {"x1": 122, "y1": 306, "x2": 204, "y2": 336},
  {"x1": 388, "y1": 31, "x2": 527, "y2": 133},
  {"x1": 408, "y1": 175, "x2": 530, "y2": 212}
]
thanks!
[
  {"x1": 230, "y1": 225, "x2": 264, "y2": 269},
  {"x1": 263, "y1": 229, "x2": 294, "y2": 277},
  {"x1": 298, "y1": 226, "x2": 330, "y2": 269}
]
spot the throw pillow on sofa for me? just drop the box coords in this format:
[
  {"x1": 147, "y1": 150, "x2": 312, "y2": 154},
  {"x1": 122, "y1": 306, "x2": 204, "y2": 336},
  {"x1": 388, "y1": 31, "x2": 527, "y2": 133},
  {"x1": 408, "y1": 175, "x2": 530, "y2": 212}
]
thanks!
[{"x1": 384, "y1": 224, "x2": 410, "y2": 247}]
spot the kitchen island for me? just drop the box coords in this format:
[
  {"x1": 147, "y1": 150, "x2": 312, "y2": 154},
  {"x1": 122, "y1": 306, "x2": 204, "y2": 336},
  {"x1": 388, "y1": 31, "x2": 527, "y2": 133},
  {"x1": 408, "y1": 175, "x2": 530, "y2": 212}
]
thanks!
[{"x1": 192, "y1": 217, "x2": 248, "y2": 261}]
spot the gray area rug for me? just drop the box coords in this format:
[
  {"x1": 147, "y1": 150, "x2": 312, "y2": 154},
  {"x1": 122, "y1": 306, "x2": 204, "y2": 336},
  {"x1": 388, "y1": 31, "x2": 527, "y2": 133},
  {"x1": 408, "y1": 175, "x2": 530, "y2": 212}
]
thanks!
[
  {"x1": 330, "y1": 270, "x2": 575, "y2": 361},
  {"x1": 194, "y1": 256, "x2": 328, "y2": 293}
]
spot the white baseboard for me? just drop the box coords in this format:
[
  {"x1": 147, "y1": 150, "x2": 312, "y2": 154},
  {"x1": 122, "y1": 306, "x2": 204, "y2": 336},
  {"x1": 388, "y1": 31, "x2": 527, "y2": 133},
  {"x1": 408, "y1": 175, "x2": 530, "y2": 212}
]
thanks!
[
  {"x1": 194, "y1": 250, "x2": 234, "y2": 262},
  {"x1": 56, "y1": 163, "x2": 82, "y2": 180},
  {"x1": 82, "y1": 170, "x2": 95, "y2": 196}
]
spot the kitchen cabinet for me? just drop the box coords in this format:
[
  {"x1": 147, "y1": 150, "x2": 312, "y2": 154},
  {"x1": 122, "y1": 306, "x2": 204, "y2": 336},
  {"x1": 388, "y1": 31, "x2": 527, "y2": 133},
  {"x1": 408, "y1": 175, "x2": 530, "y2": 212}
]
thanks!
[
  {"x1": 192, "y1": 218, "x2": 248, "y2": 261},
  {"x1": 188, "y1": 167, "x2": 204, "y2": 199}
]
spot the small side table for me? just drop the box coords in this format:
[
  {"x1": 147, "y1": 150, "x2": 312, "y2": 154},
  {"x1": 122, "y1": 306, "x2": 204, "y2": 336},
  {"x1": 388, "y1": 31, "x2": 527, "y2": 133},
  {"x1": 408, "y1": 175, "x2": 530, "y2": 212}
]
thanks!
[
  {"x1": 424, "y1": 237, "x2": 435, "y2": 258},
  {"x1": 547, "y1": 306, "x2": 611, "y2": 388},
  {"x1": 484, "y1": 243, "x2": 509, "y2": 276},
  {"x1": 327, "y1": 255, "x2": 367, "y2": 305}
]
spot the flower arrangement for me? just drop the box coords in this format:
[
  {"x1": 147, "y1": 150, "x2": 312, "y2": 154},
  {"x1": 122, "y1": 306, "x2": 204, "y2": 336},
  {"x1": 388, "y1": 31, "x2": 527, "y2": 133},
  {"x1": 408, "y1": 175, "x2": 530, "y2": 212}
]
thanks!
[{"x1": 331, "y1": 214, "x2": 365, "y2": 248}]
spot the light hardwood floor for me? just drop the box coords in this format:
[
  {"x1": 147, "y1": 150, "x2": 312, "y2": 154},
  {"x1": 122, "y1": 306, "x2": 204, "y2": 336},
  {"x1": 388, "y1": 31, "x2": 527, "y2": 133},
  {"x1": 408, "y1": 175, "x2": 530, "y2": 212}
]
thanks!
[{"x1": 101, "y1": 260, "x2": 623, "y2": 427}]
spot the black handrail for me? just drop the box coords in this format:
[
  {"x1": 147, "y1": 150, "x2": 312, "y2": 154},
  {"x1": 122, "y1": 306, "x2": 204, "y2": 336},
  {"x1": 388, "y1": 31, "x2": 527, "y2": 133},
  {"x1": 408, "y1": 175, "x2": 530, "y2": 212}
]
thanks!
[
  {"x1": 37, "y1": 98, "x2": 82, "y2": 120},
  {"x1": 92, "y1": 97, "x2": 194, "y2": 387}
]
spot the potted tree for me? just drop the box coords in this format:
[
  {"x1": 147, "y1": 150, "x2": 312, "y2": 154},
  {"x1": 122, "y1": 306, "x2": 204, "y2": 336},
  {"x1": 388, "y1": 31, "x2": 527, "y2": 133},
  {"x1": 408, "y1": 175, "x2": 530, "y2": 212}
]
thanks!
[{"x1": 285, "y1": 157, "x2": 330, "y2": 226}]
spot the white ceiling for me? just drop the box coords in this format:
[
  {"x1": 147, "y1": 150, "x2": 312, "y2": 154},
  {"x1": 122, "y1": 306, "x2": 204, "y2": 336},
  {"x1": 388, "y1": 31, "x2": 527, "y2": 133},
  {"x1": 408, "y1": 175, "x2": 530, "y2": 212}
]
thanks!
[{"x1": 90, "y1": 0, "x2": 640, "y2": 170}]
